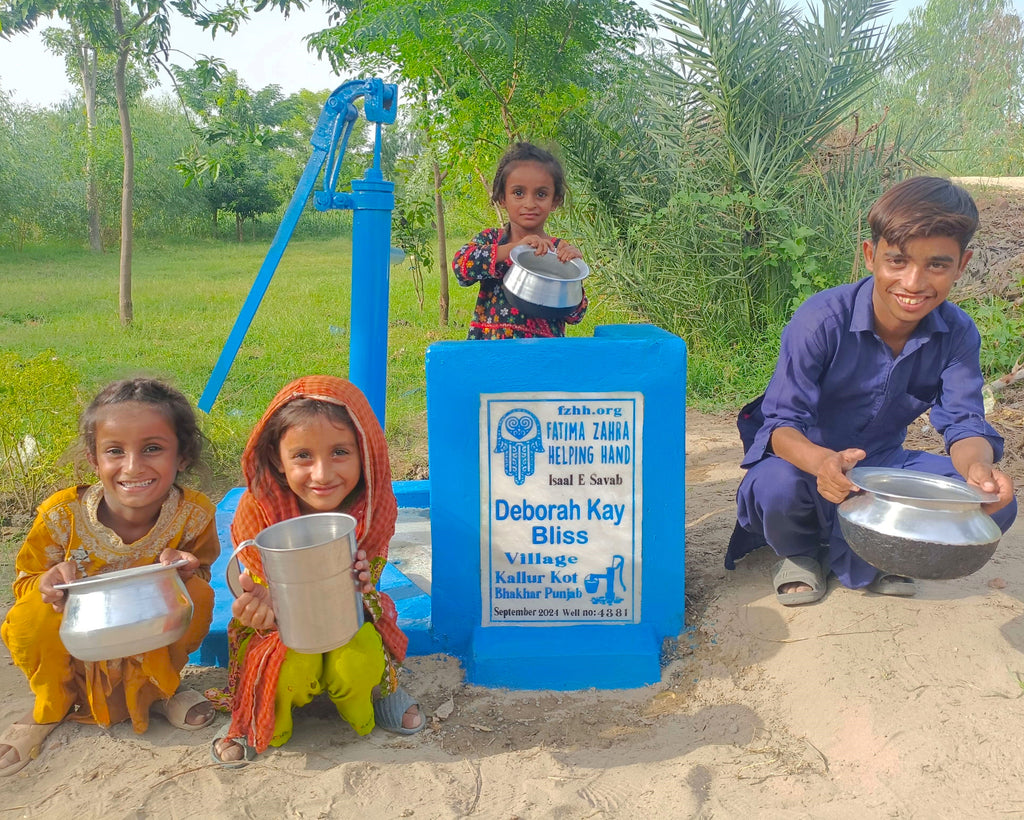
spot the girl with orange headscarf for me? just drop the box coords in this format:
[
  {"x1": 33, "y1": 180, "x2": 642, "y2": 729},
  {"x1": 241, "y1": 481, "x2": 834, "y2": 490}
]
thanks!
[{"x1": 209, "y1": 376, "x2": 422, "y2": 766}]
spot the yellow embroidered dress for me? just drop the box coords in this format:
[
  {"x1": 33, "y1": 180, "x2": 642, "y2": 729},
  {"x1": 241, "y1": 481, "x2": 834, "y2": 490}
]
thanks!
[{"x1": 1, "y1": 484, "x2": 219, "y2": 731}]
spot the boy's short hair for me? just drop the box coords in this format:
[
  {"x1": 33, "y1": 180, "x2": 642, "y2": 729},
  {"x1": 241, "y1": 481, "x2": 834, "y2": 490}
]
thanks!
[{"x1": 868, "y1": 176, "x2": 979, "y2": 253}]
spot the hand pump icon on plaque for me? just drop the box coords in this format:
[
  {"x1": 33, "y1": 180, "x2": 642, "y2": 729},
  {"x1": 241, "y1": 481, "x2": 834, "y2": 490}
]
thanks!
[{"x1": 585, "y1": 555, "x2": 625, "y2": 605}]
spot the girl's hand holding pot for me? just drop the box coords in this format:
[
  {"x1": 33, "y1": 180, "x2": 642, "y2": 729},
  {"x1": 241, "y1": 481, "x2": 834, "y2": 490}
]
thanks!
[
  {"x1": 512, "y1": 234, "x2": 555, "y2": 256},
  {"x1": 232, "y1": 571, "x2": 277, "y2": 630},
  {"x1": 354, "y1": 549, "x2": 373, "y2": 595},
  {"x1": 39, "y1": 561, "x2": 78, "y2": 612},
  {"x1": 554, "y1": 241, "x2": 582, "y2": 263},
  {"x1": 159, "y1": 547, "x2": 199, "y2": 581}
]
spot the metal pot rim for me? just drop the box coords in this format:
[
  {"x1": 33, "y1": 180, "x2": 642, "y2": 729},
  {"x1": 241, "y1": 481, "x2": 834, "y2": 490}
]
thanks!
[
  {"x1": 509, "y1": 245, "x2": 590, "y2": 282},
  {"x1": 54, "y1": 558, "x2": 189, "y2": 591},
  {"x1": 847, "y1": 466, "x2": 999, "y2": 505},
  {"x1": 255, "y1": 511, "x2": 358, "y2": 552}
]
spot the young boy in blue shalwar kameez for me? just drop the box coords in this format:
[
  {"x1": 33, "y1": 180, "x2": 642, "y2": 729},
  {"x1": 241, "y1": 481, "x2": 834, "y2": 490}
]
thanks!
[{"x1": 726, "y1": 177, "x2": 1017, "y2": 604}]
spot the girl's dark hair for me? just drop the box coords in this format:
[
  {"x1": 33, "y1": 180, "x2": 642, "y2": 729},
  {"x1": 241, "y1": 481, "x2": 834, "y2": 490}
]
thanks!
[
  {"x1": 868, "y1": 176, "x2": 979, "y2": 253},
  {"x1": 79, "y1": 378, "x2": 205, "y2": 473},
  {"x1": 490, "y1": 142, "x2": 567, "y2": 206},
  {"x1": 251, "y1": 398, "x2": 361, "y2": 500}
]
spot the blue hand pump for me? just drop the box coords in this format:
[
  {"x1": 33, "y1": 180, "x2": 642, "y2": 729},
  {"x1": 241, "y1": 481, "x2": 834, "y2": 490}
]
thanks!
[{"x1": 198, "y1": 78, "x2": 398, "y2": 425}]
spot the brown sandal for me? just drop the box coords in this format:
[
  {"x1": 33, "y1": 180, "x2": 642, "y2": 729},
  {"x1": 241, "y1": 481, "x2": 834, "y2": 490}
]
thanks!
[
  {"x1": 152, "y1": 689, "x2": 215, "y2": 730},
  {"x1": 0, "y1": 721, "x2": 58, "y2": 776}
]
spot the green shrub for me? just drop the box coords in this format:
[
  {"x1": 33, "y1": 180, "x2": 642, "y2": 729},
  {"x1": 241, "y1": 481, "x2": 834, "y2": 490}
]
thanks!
[
  {"x1": 0, "y1": 352, "x2": 84, "y2": 518},
  {"x1": 957, "y1": 296, "x2": 1024, "y2": 378}
]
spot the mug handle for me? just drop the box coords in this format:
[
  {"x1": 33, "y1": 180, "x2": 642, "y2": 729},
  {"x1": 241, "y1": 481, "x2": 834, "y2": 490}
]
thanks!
[{"x1": 225, "y1": 540, "x2": 256, "y2": 598}]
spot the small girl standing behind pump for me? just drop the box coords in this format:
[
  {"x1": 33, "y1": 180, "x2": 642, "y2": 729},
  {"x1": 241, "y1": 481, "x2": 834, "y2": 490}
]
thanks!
[
  {"x1": 210, "y1": 376, "x2": 422, "y2": 767},
  {"x1": 0, "y1": 378, "x2": 219, "y2": 776},
  {"x1": 453, "y1": 142, "x2": 588, "y2": 340}
]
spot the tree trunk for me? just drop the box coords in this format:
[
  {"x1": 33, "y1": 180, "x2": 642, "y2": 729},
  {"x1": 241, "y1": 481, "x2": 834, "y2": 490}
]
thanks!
[
  {"x1": 433, "y1": 160, "x2": 449, "y2": 326},
  {"x1": 79, "y1": 42, "x2": 102, "y2": 253},
  {"x1": 112, "y1": 2, "x2": 133, "y2": 326},
  {"x1": 236, "y1": 213, "x2": 243, "y2": 242},
  {"x1": 474, "y1": 162, "x2": 503, "y2": 224},
  {"x1": 418, "y1": 84, "x2": 450, "y2": 327}
]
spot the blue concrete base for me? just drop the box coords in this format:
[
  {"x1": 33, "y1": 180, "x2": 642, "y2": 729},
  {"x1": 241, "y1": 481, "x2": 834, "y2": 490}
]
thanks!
[
  {"x1": 468, "y1": 624, "x2": 661, "y2": 690},
  {"x1": 189, "y1": 487, "x2": 245, "y2": 668},
  {"x1": 426, "y1": 324, "x2": 687, "y2": 691},
  {"x1": 189, "y1": 480, "x2": 434, "y2": 666},
  {"x1": 394, "y1": 479, "x2": 430, "y2": 508},
  {"x1": 383, "y1": 560, "x2": 434, "y2": 656}
]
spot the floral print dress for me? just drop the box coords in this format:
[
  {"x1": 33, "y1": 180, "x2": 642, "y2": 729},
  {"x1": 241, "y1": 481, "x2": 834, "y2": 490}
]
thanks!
[{"x1": 452, "y1": 227, "x2": 588, "y2": 340}]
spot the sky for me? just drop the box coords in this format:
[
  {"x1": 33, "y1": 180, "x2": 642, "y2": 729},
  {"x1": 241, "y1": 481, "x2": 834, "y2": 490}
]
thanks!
[
  {"x1": 0, "y1": 0, "x2": 1011, "y2": 109},
  {"x1": 0, "y1": 5, "x2": 339, "y2": 107}
]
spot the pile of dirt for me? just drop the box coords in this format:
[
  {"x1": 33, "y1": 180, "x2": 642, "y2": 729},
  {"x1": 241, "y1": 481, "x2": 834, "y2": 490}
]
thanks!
[
  {"x1": 957, "y1": 183, "x2": 1024, "y2": 302},
  {"x1": 947, "y1": 181, "x2": 1024, "y2": 478}
]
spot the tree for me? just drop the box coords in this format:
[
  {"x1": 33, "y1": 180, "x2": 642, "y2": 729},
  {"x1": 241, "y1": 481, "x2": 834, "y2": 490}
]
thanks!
[
  {"x1": 309, "y1": 0, "x2": 653, "y2": 324},
  {"x1": 0, "y1": 90, "x2": 42, "y2": 249},
  {"x1": 205, "y1": 150, "x2": 284, "y2": 240},
  {"x1": 3, "y1": 0, "x2": 172, "y2": 322},
  {"x1": 173, "y1": 68, "x2": 297, "y2": 239},
  {"x1": 0, "y1": 92, "x2": 84, "y2": 248},
  {"x1": 43, "y1": 24, "x2": 104, "y2": 250},
  {"x1": 131, "y1": 95, "x2": 213, "y2": 239},
  {"x1": 648, "y1": 0, "x2": 912, "y2": 327},
  {"x1": 41, "y1": 22, "x2": 151, "y2": 252},
  {"x1": 1, "y1": 0, "x2": 301, "y2": 322},
  {"x1": 872, "y1": 0, "x2": 1024, "y2": 175},
  {"x1": 555, "y1": 0, "x2": 947, "y2": 369}
]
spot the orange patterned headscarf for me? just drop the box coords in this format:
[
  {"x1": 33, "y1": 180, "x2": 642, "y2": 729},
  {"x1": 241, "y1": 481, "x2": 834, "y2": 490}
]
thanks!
[
  {"x1": 231, "y1": 375, "x2": 398, "y2": 573},
  {"x1": 222, "y1": 377, "x2": 405, "y2": 752}
]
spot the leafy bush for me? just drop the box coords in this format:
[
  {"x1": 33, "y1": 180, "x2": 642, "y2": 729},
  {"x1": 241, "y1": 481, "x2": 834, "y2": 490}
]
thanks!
[
  {"x1": 0, "y1": 352, "x2": 84, "y2": 518},
  {"x1": 957, "y1": 296, "x2": 1024, "y2": 378}
]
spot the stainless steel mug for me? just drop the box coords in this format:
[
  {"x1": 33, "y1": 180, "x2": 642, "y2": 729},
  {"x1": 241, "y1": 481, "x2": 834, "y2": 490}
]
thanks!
[{"x1": 226, "y1": 512, "x2": 364, "y2": 653}]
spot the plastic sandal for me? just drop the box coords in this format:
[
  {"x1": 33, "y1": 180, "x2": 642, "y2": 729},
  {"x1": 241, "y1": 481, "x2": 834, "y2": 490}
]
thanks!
[
  {"x1": 771, "y1": 556, "x2": 827, "y2": 606},
  {"x1": 373, "y1": 688, "x2": 424, "y2": 735},
  {"x1": 152, "y1": 689, "x2": 215, "y2": 731},
  {"x1": 867, "y1": 574, "x2": 917, "y2": 597},
  {"x1": 210, "y1": 727, "x2": 258, "y2": 769},
  {"x1": 0, "y1": 721, "x2": 57, "y2": 777}
]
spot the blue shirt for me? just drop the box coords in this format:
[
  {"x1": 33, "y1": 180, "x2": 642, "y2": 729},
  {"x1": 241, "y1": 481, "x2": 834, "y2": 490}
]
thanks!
[{"x1": 739, "y1": 276, "x2": 1003, "y2": 469}]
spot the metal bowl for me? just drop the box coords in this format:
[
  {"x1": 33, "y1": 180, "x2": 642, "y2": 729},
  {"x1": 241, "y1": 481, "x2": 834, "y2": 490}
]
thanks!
[
  {"x1": 502, "y1": 245, "x2": 589, "y2": 320},
  {"x1": 837, "y1": 467, "x2": 1002, "y2": 580},
  {"x1": 55, "y1": 559, "x2": 194, "y2": 661}
]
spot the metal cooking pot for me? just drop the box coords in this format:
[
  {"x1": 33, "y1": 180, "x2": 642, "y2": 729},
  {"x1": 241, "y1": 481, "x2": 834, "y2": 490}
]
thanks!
[
  {"x1": 55, "y1": 559, "x2": 193, "y2": 662},
  {"x1": 837, "y1": 467, "x2": 1002, "y2": 580},
  {"x1": 502, "y1": 245, "x2": 589, "y2": 320}
]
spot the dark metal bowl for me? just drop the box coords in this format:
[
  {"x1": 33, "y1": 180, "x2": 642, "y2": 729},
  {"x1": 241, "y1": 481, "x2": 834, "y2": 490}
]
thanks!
[
  {"x1": 502, "y1": 246, "x2": 589, "y2": 320},
  {"x1": 837, "y1": 467, "x2": 1002, "y2": 580}
]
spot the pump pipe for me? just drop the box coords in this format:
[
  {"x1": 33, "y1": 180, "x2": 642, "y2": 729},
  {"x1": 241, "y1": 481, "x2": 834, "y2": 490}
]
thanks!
[{"x1": 199, "y1": 78, "x2": 398, "y2": 425}]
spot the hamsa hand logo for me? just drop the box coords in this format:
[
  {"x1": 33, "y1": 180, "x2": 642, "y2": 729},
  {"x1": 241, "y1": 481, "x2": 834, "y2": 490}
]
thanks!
[{"x1": 494, "y1": 408, "x2": 543, "y2": 485}]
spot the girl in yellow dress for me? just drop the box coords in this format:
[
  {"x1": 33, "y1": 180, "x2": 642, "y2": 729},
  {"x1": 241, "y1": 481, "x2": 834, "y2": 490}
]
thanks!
[{"x1": 0, "y1": 378, "x2": 220, "y2": 776}]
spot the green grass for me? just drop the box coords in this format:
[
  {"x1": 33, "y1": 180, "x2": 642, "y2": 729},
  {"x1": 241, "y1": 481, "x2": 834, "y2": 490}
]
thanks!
[
  {"x1": 0, "y1": 234, "x2": 638, "y2": 508},
  {"x1": 0, "y1": 233, "x2": 636, "y2": 588}
]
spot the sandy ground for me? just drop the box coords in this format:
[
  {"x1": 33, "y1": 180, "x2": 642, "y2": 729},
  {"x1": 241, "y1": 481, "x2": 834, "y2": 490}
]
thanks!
[
  {"x1": 954, "y1": 176, "x2": 1024, "y2": 191},
  {"x1": 1, "y1": 410, "x2": 1022, "y2": 818}
]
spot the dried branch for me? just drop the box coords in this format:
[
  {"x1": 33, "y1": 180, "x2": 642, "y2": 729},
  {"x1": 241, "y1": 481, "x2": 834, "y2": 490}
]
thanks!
[{"x1": 988, "y1": 355, "x2": 1024, "y2": 393}]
